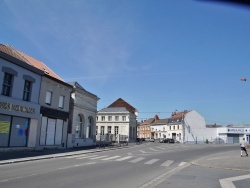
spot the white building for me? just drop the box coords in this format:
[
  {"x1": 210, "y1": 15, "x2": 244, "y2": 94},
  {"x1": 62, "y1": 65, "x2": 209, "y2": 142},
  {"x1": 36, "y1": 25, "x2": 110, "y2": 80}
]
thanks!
[
  {"x1": 150, "y1": 118, "x2": 168, "y2": 139},
  {"x1": 217, "y1": 125, "x2": 250, "y2": 144},
  {"x1": 96, "y1": 98, "x2": 137, "y2": 142},
  {"x1": 67, "y1": 82, "x2": 99, "y2": 148},
  {"x1": 168, "y1": 110, "x2": 216, "y2": 143}
]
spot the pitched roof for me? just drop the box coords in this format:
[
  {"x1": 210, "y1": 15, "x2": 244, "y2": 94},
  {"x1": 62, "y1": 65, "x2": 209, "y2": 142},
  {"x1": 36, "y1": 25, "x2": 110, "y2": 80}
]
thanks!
[
  {"x1": 108, "y1": 98, "x2": 137, "y2": 113},
  {"x1": 0, "y1": 43, "x2": 63, "y2": 81},
  {"x1": 67, "y1": 81, "x2": 99, "y2": 99},
  {"x1": 170, "y1": 111, "x2": 190, "y2": 119}
]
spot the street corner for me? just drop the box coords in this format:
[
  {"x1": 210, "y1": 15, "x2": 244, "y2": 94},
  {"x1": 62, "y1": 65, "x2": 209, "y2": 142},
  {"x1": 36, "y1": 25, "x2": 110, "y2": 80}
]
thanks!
[{"x1": 191, "y1": 150, "x2": 250, "y2": 172}]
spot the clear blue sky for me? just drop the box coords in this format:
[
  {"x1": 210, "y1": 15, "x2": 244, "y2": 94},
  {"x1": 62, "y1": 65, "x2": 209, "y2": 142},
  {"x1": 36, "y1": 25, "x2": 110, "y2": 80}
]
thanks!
[{"x1": 1, "y1": 0, "x2": 250, "y2": 126}]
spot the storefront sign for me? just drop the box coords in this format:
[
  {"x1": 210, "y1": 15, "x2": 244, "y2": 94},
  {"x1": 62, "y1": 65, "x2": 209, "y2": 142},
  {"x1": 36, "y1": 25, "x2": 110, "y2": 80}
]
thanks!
[
  {"x1": 0, "y1": 121, "x2": 10, "y2": 133},
  {"x1": 228, "y1": 128, "x2": 247, "y2": 133},
  {"x1": 0, "y1": 102, "x2": 35, "y2": 114}
]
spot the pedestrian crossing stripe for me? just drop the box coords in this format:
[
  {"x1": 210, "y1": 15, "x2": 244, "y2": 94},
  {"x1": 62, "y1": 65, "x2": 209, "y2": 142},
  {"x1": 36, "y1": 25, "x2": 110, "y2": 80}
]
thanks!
[
  {"x1": 115, "y1": 156, "x2": 134, "y2": 161},
  {"x1": 144, "y1": 159, "x2": 159, "y2": 165},
  {"x1": 101, "y1": 156, "x2": 121, "y2": 160},
  {"x1": 129, "y1": 157, "x2": 145, "y2": 163},
  {"x1": 160, "y1": 160, "x2": 174, "y2": 167},
  {"x1": 77, "y1": 155, "x2": 99, "y2": 159},
  {"x1": 64, "y1": 154, "x2": 186, "y2": 168},
  {"x1": 90, "y1": 155, "x2": 109, "y2": 160}
]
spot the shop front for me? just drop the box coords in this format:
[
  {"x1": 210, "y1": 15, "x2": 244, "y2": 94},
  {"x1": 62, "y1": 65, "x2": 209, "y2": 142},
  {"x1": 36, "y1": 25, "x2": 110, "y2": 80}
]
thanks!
[
  {"x1": 217, "y1": 127, "x2": 250, "y2": 144},
  {"x1": 0, "y1": 99, "x2": 40, "y2": 148}
]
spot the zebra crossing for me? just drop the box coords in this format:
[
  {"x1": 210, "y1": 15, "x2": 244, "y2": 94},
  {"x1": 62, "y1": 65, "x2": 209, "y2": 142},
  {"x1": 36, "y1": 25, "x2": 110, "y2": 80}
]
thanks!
[{"x1": 64, "y1": 154, "x2": 178, "y2": 167}]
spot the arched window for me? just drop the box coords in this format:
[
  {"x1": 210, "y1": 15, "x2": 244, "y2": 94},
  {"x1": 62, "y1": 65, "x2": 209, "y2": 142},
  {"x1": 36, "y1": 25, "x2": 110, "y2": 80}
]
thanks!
[
  {"x1": 87, "y1": 116, "x2": 93, "y2": 138},
  {"x1": 75, "y1": 114, "x2": 83, "y2": 138}
]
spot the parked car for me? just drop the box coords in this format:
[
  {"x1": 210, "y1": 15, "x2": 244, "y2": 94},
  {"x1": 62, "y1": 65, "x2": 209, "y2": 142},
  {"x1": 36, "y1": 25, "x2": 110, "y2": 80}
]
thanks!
[
  {"x1": 209, "y1": 137, "x2": 224, "y2": 144},
  {"x1": 145, "y1": 137, "x2": 155, "y2": 142},
  {"x1": 162, "y1": 138, "x2": 175, "y2": 143}
]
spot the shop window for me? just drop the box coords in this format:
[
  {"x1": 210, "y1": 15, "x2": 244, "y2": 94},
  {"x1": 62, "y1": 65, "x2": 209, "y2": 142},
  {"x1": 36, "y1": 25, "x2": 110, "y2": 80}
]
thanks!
[
  {"x1": 0, "y1": 115, "x2": 11, "y2": 147},
  {"x1": 23, "y1": 80, "x2": 32, "y2": 101},
  {"x1": 2, "y1": 72, "x2": 13, "y2": 96},
  {"x1": 45, "y1": 91, "x2": 52, "y2": 105},
  {"x1": 9, "y1": 117, "x2": 29, "y2": 147}
]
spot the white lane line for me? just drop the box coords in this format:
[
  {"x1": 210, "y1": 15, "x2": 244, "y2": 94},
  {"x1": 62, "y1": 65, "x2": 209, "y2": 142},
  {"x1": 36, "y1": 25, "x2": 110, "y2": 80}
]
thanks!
[
  {"x1": 89, "y1": 155, "x2": 109, "y2": 160},
  {"x1": 144, "y1": 159, "x2": 159, "y2": 165},
  {"x1": 77, "y1": 155, "x2": 98, "y2": 159},
  {"x1": 160, "y1": 160, "x2": 174, "y2": 167},
  {"x1": 115, "y1": 156, "x2": 134, "y2": 161},
  {"x1": 65, "y1": 154, "x2": 87, "y2": 158},
  {"x1": 178, "y1": 162, "x2": 187, "y2": 166},
  {"x1": 156, "y1": 147, "x2": 166, "y2": 150},
  {"x1": 102, "y1": 156, "x2": 121, "y2": 160},
  {"x1": 220, "y1": 174, "x2": 250, "y2": 188},
  {"x1": 129, "y1": 157, "x2": 145, "y2": 163},
  {"x1": 149, "y1": 148, "x2": 159, "y2": 152}
]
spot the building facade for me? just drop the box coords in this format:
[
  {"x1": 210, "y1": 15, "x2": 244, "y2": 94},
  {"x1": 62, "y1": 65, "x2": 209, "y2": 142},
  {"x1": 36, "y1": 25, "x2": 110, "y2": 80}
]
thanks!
[
  {"x1": 96, "y1": 98, "x2": 137, "y2": 142},
  {"x1": 0, "y1": 44, "x2": 42, "y2": 148},
  {"x1": 217, "y1": 125, "x2": 250, "y2": 144},
  {"x1": 9, "y1": 46, "x2": 73, "y2": 150},
  {"x1": 37, "y1": 76, "x2": 72, "y2": 150},
  {"x1": 67, "y1": 82, "x2": 99, "y2": 148}
]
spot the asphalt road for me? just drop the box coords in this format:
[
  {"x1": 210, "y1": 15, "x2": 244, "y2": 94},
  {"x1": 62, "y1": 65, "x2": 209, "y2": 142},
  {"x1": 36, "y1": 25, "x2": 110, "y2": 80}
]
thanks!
[{"x1": 0, "y1": 143, "x2": 249, "y2": 188}]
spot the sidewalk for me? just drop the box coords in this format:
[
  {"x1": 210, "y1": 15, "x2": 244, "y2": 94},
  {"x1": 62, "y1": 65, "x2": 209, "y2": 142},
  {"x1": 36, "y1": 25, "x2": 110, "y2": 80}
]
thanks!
[{"x1": 192, "y1": 149, "x2": 250, "y2": 172}]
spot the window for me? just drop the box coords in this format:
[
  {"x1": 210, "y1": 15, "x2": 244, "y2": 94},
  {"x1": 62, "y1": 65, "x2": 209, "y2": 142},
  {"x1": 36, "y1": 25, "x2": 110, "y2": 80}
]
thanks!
[
  {"x1": 108, "y1": 126, "x2": 111, "y2": 134},
  {"x1": 23, "y1": 80, "x2": 32, "y2": 101},
  {"x1": 87, "y1": 117, "x2": 92, "y2": 138},
  {"x1": 108, "y1": 116, "x2": 112, "y2": 121},
  {"x1": 115, "y1": 116, "x2": 119, "y2": 121},
  {"x1": 96, "y1": 116, "x2": 98, "y2": 121},
  {"x1": 101, "y1": 116, "x2": 105, "y2": 121},
  {"x1": 122, "y1": 116, "x2": 126, "y2": 121},
  {"x1": 101, "y1": 126, "x2": 105, "y2": 135},
  {"x1": 96, "y1": 126, "x2": 98, "y2": 135},
  {"x1": 75, "y1": 114, "x2": 83, "y2": 138},
  {"x1": 45, "y1": 91, "x2": 52, "y2": 105},
  {"x1": 58, "y1": 95, "x2": 64, "y2": 108},
  {"x1": 115, "y1": 126, "x2": 119, "y2": 136},
  {"x1": 2, "y1": 72, "x2": 13, "y2": 96}
]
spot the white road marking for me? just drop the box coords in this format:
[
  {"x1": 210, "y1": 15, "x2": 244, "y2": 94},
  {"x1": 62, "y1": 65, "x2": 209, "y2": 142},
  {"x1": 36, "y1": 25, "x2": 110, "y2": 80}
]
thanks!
[
  {"x1": 129, "y1": 157, "x2": 145, "y2": 163},
  {"x1": 149, "y1": 148, "x2": 159, "y2": 152},
  {"x1": 115, "y1": 156, "x2": 134, "y2": 161},
  {"x1": 160, "y1": 160, "x2": 174, "y2": 167},
  {"x1": 102, "y1": 156, "x2": 121, "y2": 160},
  {"x1": 89, "y1": 155, "x2": 109, "y2": 160},
  {"x1": 65, "y1": 154, "x2": 87, "y2": 158},
  {"x1": 77, "y1": 155, "x2": 98, "y2": 159},
  {"x1": 178, "y1": 162, "x2": 187, "y2": 166},
  {"x1": 144, "y1": 159, "x2": 159, "y2": 165},
  {"x1": 156, "y1": 147, "x2": 166, "y2": 150},
  {"x1": 220, "y1": 174, "x2": 250, "y2": 188}
]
